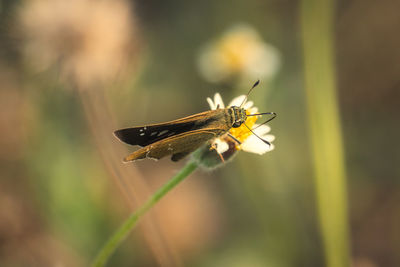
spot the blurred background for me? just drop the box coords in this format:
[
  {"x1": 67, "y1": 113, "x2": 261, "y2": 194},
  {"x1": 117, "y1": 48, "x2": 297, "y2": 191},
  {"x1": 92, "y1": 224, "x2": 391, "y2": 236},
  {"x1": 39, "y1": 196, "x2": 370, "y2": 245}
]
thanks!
[{"x1": 1, "y1": 0, "x2": 399, "y2": 266}]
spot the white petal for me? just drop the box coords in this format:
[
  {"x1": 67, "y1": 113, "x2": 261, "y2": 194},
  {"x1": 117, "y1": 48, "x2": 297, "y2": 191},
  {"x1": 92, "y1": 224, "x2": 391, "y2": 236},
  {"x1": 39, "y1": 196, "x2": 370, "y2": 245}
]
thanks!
[
  {"x1": 248, "y1": 107, "x2": 258, "y2": 114},
  {"x1": 241, "y1": 135, "x2": 274, "y2": 154},
  {"x1": 212, "y1": 138, "x2": 229, "y2": 153},
  {"x1": 207, "y1": 97, "x2": 216, "y2": 110},
  {"x1": 243, "y1": 101, "x2": 254, "y2": 110},
  {"x1": 266, "y1": 143, "x2": 275, "y2": 151},
  {"x1": 263, "y1": 134, "x2": 275, "y2": 142},
  {"x1": 252, "y1": 124, "x2": 271, "y2": 136},
  {"x1": 214, "y1": 93, "x2": 225, "y2": 109},
  {"x1": 228, "y1": 95, "x2": 246, "y2": 107}
]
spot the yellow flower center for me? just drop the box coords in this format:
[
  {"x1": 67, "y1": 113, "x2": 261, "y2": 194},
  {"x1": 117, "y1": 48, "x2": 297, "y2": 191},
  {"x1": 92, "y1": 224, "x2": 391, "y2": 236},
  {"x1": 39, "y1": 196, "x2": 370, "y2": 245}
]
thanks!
[{"x1": 229, "y1": 110, "x2": 258, "y2": 147}]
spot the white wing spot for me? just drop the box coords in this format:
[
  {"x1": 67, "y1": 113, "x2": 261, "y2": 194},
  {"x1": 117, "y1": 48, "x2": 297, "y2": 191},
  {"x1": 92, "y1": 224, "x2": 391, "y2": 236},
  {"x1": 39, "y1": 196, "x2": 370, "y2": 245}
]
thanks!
[
  {"x1": 150, "y1": 132, "x2": 157, "y2": 136},
  {"x1": 158, "y1": 130, "x2": 169, "y2": 136},
  {"x1": 140, "y1": 133, "x2": 145, "y2": 136},
  {"x1": 140, "y1": 128, "x2": 143, "y2": 132},
  {"x1": 144, "y1": 126, "x2": 147, "y2": 130}
]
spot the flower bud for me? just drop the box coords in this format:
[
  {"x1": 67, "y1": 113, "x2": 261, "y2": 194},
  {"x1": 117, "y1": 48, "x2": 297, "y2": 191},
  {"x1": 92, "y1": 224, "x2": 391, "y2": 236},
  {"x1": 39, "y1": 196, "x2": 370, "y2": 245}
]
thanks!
[{"x1": 192, "y1": 136, "x2": 238, "y2": 169}]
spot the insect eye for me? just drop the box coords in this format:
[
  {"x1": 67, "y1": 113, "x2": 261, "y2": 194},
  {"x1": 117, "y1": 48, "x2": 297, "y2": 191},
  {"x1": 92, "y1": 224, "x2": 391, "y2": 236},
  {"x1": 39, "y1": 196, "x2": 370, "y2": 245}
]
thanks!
[{"x1": 232, "y1": 121, "x2": 241, "y2": 128}]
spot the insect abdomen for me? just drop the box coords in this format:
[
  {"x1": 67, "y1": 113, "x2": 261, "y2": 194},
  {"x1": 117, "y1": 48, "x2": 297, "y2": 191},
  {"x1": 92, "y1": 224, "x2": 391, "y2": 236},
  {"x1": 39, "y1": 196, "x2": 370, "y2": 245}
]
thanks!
[{"x1": 123, "y1": 146, "x2": 151, "y2": 162}]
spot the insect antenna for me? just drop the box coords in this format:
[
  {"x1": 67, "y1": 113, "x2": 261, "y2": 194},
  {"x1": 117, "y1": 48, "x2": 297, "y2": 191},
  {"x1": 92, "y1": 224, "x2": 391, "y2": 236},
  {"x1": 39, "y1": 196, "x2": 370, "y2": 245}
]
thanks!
[
  {"x1": 243, "y1": 122, "x2": 271, "y2": 147},
  {"x1": 247, "y1": 112, "x2": 276, "y2": 131},
  {"x1": 240, "y1": 80, "x2": 260, "y2": 108},
  {"x1": 247, "y1": 111, "x2": 276, "y2": 122},
  {"x1": 237, "y1": 112, "x2": 276, "y2": 146}
]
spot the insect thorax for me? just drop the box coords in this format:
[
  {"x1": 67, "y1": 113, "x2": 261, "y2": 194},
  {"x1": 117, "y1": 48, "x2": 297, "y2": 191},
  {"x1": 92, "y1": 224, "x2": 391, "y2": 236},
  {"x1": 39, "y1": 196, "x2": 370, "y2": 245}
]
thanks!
[{"x1": 230, "y1": 106, "x2": 247, "y2": 128}]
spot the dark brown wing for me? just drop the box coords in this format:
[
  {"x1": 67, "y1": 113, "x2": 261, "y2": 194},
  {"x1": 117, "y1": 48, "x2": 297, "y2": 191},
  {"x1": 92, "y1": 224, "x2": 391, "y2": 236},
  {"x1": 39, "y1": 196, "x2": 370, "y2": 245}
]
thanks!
[
  {"x1": 114, "y1": 109, "x2": 224, "y2": 147},
  {"x1": 123, "y1": 128, "x2": 223, "y2": 162},
  {"x1": 171, "y1": 152, "x2": 191, "y2": 162}
]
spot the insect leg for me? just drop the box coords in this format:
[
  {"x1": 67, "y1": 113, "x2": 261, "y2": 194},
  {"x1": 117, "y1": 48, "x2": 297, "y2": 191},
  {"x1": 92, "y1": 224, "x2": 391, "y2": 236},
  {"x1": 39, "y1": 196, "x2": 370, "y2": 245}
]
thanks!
[
  {"x1": 210, "y1": 142, "x2": 225, "y2": 163},
  {"x1": 227, "y1": 133, "x2": 241, "y2": 145}
]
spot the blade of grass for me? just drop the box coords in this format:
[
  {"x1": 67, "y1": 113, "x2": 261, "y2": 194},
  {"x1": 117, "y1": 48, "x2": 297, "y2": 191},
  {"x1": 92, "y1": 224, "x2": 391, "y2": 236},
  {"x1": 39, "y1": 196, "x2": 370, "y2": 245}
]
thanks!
[
  {"x1": 300, "y1": 1, "x2": 350, "y2": 267},
  {"x1": 92, "y1": 160, "x2": 198, "y2": 267}
]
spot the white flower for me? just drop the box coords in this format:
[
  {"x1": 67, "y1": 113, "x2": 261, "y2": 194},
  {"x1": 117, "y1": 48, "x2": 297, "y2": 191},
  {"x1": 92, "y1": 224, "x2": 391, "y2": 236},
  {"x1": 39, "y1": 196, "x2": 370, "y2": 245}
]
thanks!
[
  {"x1": 206, "y1": 93, "x2": 275, "y2": 156},
  {"x1": 197, "y1": 24, "x2": 281, "y2": 83}
]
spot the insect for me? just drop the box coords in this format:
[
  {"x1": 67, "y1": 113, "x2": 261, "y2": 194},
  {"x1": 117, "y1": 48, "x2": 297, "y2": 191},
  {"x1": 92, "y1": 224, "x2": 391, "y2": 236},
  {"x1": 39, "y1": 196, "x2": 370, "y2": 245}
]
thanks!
[{"x1": 114, "y1": 81, "x2": 276, "y2": 162}]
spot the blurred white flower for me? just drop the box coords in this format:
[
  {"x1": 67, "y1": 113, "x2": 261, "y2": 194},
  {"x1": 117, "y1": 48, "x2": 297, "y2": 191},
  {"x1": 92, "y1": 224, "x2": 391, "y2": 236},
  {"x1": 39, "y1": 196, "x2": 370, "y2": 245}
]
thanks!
[
  {"x1": 17, "y1": 0, "x2": 137, "y2": 88},
  {"x1": 197, "y1": 24, "x2": 281, "y2": 83},
  {"x1": 207, "y1": 93, "x2": 275, "y2": 156}
]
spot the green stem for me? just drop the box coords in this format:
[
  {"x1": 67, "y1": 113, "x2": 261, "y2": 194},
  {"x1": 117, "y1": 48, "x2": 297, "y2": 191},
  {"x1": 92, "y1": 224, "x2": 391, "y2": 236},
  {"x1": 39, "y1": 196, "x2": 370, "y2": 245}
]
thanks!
[
  {"x1": 92, "y1": 160, "x2": 198, "y2": 267},
  {"x1": 300, "y1": 1, "x2": 350, "y2": 267}
]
